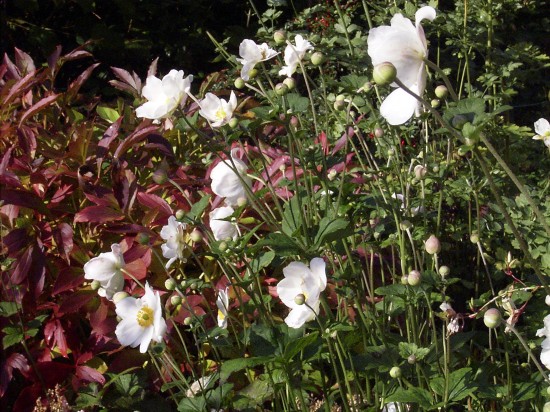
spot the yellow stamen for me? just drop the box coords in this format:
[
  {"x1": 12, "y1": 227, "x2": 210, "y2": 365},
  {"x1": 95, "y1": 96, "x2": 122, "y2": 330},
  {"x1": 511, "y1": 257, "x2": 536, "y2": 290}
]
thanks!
[
  {"x1": 215, "y1": 108, "x2": 227, "y2": 120},
  {"x1": 136, "y1": 306, "x2": 154, "y2": 327}
]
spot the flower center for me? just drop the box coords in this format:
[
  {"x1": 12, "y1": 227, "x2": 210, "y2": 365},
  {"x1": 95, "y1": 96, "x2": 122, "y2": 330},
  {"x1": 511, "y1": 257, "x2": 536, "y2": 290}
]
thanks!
[
  {"x1": 136, "y1": 306, "x2": 155, "y2": 327},
  {"x1": 215, "y1": 108, "x2": 227, "y2": 120},
  {"x1": 218, "y1": 310, "x2": 226, "y2": 321}
]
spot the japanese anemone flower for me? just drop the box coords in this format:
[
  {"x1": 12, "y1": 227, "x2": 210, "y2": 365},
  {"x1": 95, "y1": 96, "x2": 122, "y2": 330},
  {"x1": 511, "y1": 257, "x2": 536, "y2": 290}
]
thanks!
[
  {"x1": 216, "y1": 288, "x2": 229, "y2": 329},
  {"x1": 135, "y1": 69, "x2": 193, "y2": 120},
  {"x1": 278, "y1": 34, "x2": 314, "y2": 78},
  {"x1": 83, "y1": 244, "x2": 125, "y2": 300},
  {"x1": 276, "y1": 258, "x2": 327, "y2": 328},
  {"x1": 198, "y1": 91, "x2": 237, "y2": 128},
  {"x1": 533, "y1": 118, "x2": 550, "y2": 148},
  {"x1": 209, "y1": 206, "x2": 238, "y2": 241},
  {"x1": 115, "y1": 282, "x2": 167, "y2": 354},
  {"x1": 368, "y1": 6, "x2": 436, "y2": 125},
  {"x1": 237, "y1": 39, "x2": 278, "y2": 81},
  {"x1": 160, "y1": 216, "x2": 187, "y2": 269},
  {"x1": 210, "y1": 148, "x2": 251, "y2": 206}
]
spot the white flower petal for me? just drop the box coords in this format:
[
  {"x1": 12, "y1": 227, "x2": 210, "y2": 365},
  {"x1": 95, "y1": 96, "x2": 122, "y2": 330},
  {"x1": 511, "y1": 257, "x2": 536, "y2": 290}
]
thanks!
[
  {"x1": 309, "y1": 258, "x2": 327, "y2": 289},
  {"x1": 285, "y1": 306, "x2": 315, "y2": 328},
  {"x1": 534, "y1": 118, "x2": 550, "y2": 136},
  {"x1": 415, "y1": 6, "x2": 437, "y2": 26},
  {"x1": 380, "y1": 87, "x2": 418, "y2": 125},
  {"x1": 276, "y1": 276, "x2": 304, "y2": 308},
  {"x1": 209, "y1": 206, "x2": 238, "y2": 241}
]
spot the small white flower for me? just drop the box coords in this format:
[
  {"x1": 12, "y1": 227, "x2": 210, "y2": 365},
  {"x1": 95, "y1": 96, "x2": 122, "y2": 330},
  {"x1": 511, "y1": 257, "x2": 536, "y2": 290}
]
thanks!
[
  {"x1": 160, "y1": 216, "x2": 187, "y2": 269},
  {"x1": 368, "y1": 6, "x2": 436, "y2": 125},
  {"x1": 186, "y1": 375, "x2": 215, "y2": 397},
  {"x1": 237, "y1": 39, "x2": 278, "y2": 81},
  {"x1": 84, "y1": 244, "x2": 125, "y2": 300},
  {"x1": 545, "y1": 295, "x2": 550, "y2": 307},
  {"x1": 216, "y1": 288, "x2": 229, "y2": 328},
  {"x1": 533, "y1": 118, "x2": 550, "y2": 148},
  {"x1": 210, "y1": 149, "x2": 251, "y2": 206},
  {"x1": 276, "y1": 258, "x2": 327, "y2": 328},
  {"x1": 199, "y1": 91, "x2": 237, "y2": 127},
  {"x1": 278, "y1": 34, "x2": 314, "y2": 77},
  {"x1": 135, "y1": 70, "x2": 193, "y2": 120},
  {"x1": 115, "y1": 282, "x2": 167, "y2": 354},
  {"x1": 538, "y1": 314, "x2": 550, "y2": 369},
  {"x1": 209, "y1": 206, "x2": 238, "y2": 241},
  {"x1": 391, "y1": 193, "x2": 424, "y2": 216}
]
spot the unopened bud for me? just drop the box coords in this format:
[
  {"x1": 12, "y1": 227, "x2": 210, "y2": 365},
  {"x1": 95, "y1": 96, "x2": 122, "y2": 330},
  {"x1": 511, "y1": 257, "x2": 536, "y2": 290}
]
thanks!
[
  {"x1": 165, "y1": 278, "x2": 177, "y2": 291},
  {"x1": 407, "y1": 354, "x2": 417, "y2": 364},
  {"x1": 431, "y1": 98, "x2": 440, "y2": 108},
  {"x1": 90, "y1": 280, "x2": 101, "y2": 291},
  {"x1": 237, "y1": 196, "x2": 248, "y2": 207},
  {"x1": 407, "y1": 270, "x2": 421, "y2": 286},
  {"x1": 374, "y1": 127, "x2": 384, "y2": 138},
  {"x1": 439, "y1": 265, "x2": 450, "y2": 278},
  {"x1": 362, "y1": 81, "x2": 373, "y2": 92},
  {"x1": 372, "y1": 62, "x2": 397, "y2": 86},
  {"x1": 389, "y1": 366, "x2": 402, "y2": 378},
  {"x1": 333, "y1": 99, "x2": 346, "y2": 111},
  {"x1": 113, "y1": 291, "x2": 129, "y2": 304},
  {"x1": 483, "y1": 308, "x2": 501, "y2": 328},
  {"x1": 470, "y1": 233, "x2": 479, "y2": 244},
  {"x1": 234, "y1": 77, "x2": 245, "y2": 89},
  {"x1": 435, "y1": 85, "x2": 448, "y2": 99},
  {"x1": 400, "y1": 220, "x2": 412, "y2": 230},
  {"x1": 452, "y1": 114, "x2": 468, "y2": 129},
  {"x1": 294, "y1": 293, "x2": 306, "y2": 305},
  {"x1": 170, "y1": 295, "x2": 182, "y2": 306},
  {"x1": 228, "y1": 117, "x2": 239, "y2": 129},
  {"x1": 190, "y1": 230, "x2": 203, "y2": 243},
  {"x1": 401, "y1": 275, "x2": 409, "y2": 285},
  {"x1": 546, "y1": 295, "x2": 550, "y2": 307},
  {"x1": 248, "y1": 68, "x2": 258, "y2": 79},
  {"x1": 219, "y1": 242, "x2": 228, "y2": 252},
  {"x1": 283, "y1": 77, "x2": 296, "y2": 90},
  {"x1": 175, "y1": 209, "x2": 185, "y2": 220},
  {"x1": 414, "y1": 165, "x2": 427, "y2": 180},
  {"x1": 327, "y1": 169, "x2": 337, "y2": 181},
  {"x1": 183, "y1": 317, "x2": 192, "y2": 326},
  {"x1": 275, "y1": 83, "x2": 289, "y2": 96},
  {"x1": 274, "y1": 30, "x2": 286, "y2": 45},
  {"x1": 425, "y1": 235, "x2": 441, "y2": 255},
  {"x1": 311, "y1": 52, "x2": 325, "y2": 66},
  {"x1": 544, "y1": 402, "x2": 550, "y2": 412}
]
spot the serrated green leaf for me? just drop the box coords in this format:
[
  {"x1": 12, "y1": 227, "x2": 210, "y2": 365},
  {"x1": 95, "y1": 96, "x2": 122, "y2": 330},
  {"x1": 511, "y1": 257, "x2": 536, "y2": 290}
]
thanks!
[
  {"x1": 430, "y1": 367, "x2": 477, "y2": 402},
  {"x1": 386, "y1": 387, "x2": 433, "y2": 408},
  {"x1": 314, "y1": 217, "x2": 350, "y2": 247},
  {"x1": 285, "y1": 93, "x2": 309, "y2": 113},
  {"x1": 0, "y1": 301, "x2": 19, "y2": 317},
  {"x1": 186, "y1": 195, "x2": 211, "y2": 221}
]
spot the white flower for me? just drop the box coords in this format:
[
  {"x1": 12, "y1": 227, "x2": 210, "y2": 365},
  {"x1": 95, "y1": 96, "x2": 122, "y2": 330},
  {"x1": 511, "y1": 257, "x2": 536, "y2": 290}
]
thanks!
[
  {"x1": 210, "y1": 149, "x2": 251, "y2": 206},
  {"x1": 533, "y1": 118, "x2": 550, "y2": 148},
  {"x1": 186, "y1": 375, "x2": 215, "y2": 397},
  {"x1": 237, "y1": 39, "x2": 278, "y2": 81},
  {"x1": 115, "y1": 282, "x2": 167, "y2": 354},
  {"x1": 216, "y1": 288, "x2": 229, "y2": 328},
  {"x1": 84, "y1": 244, "x2": 125, "y2": 300},
  {"x1": 545, "y1": 295, "x2": 550, "y2": 307},
  {"x1": 538, "y1": 314, "x2": 550, "y2": 369},
  {"x1": 209, "y1": 206, "x2": 238, "y2": 241},
  {"x1": 199, "y1": 91, "x2": 237, "y2": 127},
  {"x1": 276, "y1": 258, "x2": 327, "y2": 328},
  {"x1": 391, "y1": 193, "x2": 424, "y2": 216},
  {"x1": 160, "y1": 216, "x2": 187, "y2": 269},
  {"x1": 135, "y1": 70, "x2": 193, "y2": 120},
  {"x1": 368, "y1": 6, "x2": 436, "y2": 125},
  {"x1": 278, "y1": 34, "x2": 314, "y2": 77}
]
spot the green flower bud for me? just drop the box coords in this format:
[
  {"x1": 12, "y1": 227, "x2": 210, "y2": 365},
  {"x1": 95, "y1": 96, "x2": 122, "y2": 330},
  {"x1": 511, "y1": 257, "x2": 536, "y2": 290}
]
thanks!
[
  {"x1": 90, "y1": 280, "x2": 101, "y2": 291},
  {"x1": 170, "y1": 295, "x2": 182, "y2": 306},
  {"x1": 435, "y1": 85, "x2": 448, "y2": 99},
  {"x1": 175, "y1": 209, "x2": 186, "y2": 220},
  {"x1": 237, "y1": 196, "x2": 248, "y2": 207},
  {"x1": 283, "y1": 77, "x2": 296, "y2": 90},
  {"x1": 234, "y1": 77, "x2": 245, "y2": 89},
  {"x1": 431, "y1": 98, "x2": 440, "y2": 108},
  {"x1": 425, "y1": 235, "x2": 441, "y2": 255},
  {"x1": 374, "y1": 127, "x2": 384, "y2": 138},
  {"x1": 483, "y1": 308, "x2": 501, "y2": 328},
  {"x1": 294, "y1": 293, "x2": 306, "y2": 305},
  {"x1": 113, "y1": 291, "x2": 129, "y2": 304},
  {"x1": 228, "y1": 117, "x2": 239, "y2": 129},
  {"x1": 389, "y1": 366, "x2": 402, "y2": 378},
  {"x1": 219, "y1": 242, "x2": 228, "y2": 252},
  {"x1": 274, "y1": 30, "x2": 286, "y2": 45},
  {"x1": 439, "y1": 265, "x2": 450, "y2": 278},
  {"x1": 407, "y1": 270, "x2": 421, "y2": 286},
  {"x1": 165, "y1": 278, "x2": 177, "y2": 291},
  {"x1": 407, "y1": 354, "x2": 417, "y2": 364},
  {"x1": 470, "y1": 232, "x2": 479, "y2": 244},
  {"x1": 311, "y1": 52, "x2": 325, "y2": 66},
  {"x1": 414, "y1": 164, "x2": 427, "y2": 180},
  {"x1": 451, "y1": 114, "x2": 468, "y2": 129},
  {"x1": 362, "y1": 81, "x2": 373, "y2": 92},
  {"x1": 150, "y1": 341, "x2": 165, "y2": 356},
  {"x1": 544, "y1": 402, "x2": 550, "y2": 412},
  {"x1": 190, "y1": 230, "x2": 203, "y2": 243},
  {"x1": 333, "y1": 99, "x2": 346, "y2": 111},
  {"x1": 248, "y1": 68, "x2": 258, "y2": 79},
  {"x1": 183, "y1": 317, "x2": 192, "y2": 326},
  {"x1": 400, "y1": 220, "x2": 412, "y2": 230},
  {"x1": 275, "y1": 83, "x2": 289, "y2": 96},
  {"x1": 401, "y1": 275, "x2": 409, "y2": 285},
  {"x1": 372, "y1": 62, "x2": 397, "y2": 86}
]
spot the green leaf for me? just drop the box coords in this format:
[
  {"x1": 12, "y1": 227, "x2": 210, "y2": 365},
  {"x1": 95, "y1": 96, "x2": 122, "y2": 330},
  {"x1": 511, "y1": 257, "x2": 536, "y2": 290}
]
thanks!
[
  {"x1": 385, "y1": 387, "x2": 433, "y2": 408},
  {"x1": 257, "y1": 232, "x2": 303, "y2": 256},
  {"x1": 284, "y1": 332, "x2": 319, "y2": 361},
  {"x1": 249, "y1": 251, "x2": 275, "y2": 273},
  {"x1": 186, "y1": 195, "x2": 211, "y2": 221},
  {"x1": 285, "y1": 93, "x2": 309, "y2": 113},
  {"x1": 220, "y1": 357, "x2": 270, "y2": 381},
  {"x1": 177, "y1": 396, "x2": 206, "y2": 412},
  {"x1": 2, "y1": 325, "x2": 24, "y2": 349},
  {"x1": 313, "y1": 217, "x2": 350, "y2": 247},
  {"x1": 398, "y1": 342, "x2": 431, "y2": 361},
  {"x1": 430, "y1": 367, "x2": 477, "y2": 402},
  {"x1": 96, "y1": 106, "x2": 121, "y2": 123},
  {"x1": 0, "y1": 301, "x2": 19, "y2": 317},
  {"x1": 282, "y1": 195, "x2": 303, "y2": 237}
]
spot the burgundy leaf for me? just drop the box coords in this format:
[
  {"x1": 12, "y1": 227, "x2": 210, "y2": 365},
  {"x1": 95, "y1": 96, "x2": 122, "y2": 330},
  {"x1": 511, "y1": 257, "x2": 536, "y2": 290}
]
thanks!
[
  {"x1": 53, "y1": 223, "x2": 74, "y2": 262},
  {"x1": 17, "y1": 125, "x2": 37, "y2": 159},
  {"x1": 14, "y1": 48, "x2": 36, "y2": 74},
  {"x1": 74, "y1": 205, "x2": 125, "y2": 223},
  {"x1": 2, "y1": 228, "x2": 30, "y2": 256},
  {"x1": 47, "y1": 45, "x2": 62, "y2": 72},
  {"x1": 11, "y1": 244, "x2": 33, "y2": 284},
  {"x1": 44, "y1": 319, "x2": 68, "y2": 357},
  {"x1": 76, "y1": 365, "x2": 105, "y2": 385},
  {"x1": 18, "y1": 93, "x2": 59, "y2": 126},
  {"x1": 108, "y1": 79, "x2": 138, "y2": 95},
  {"x1": 0, "y1": 188, "x2": 50, "y2": 215},
  {"x1": 111, "y1": 66, "x2": 140, "y2": 91},
  {"x1": 66, "y1": 62, "x2": 100, "y2": 99},
  {"x1": 136, "y1": 191, "x2": 173, "y2": 217},
  {"x1": 58, "y1": 290, "x2": 95, "y2": 315},
  {"x1": 49, "y1": 184, "x2": 74, "y2": 205},
  {"x1": 0, "y1": 353, "x2": 30, "y2": 398},
  {"x1": 2, "y1": 53, "x2": 21, "y2": 80},
  {"x1": 3, "y1": 71, "x2": 35, "y2": 104},
  {"x1": 113, "y1": 124, "x2": 158, "y2": 159},
  {"x1": 144, "y1": 134, "x2": 174, "y2": 157},
  {"x1": 52, "y1": 266, "x2": 85, "y2": 295},
  {"x1": 124, "y1": 258, "x2": 148, "y2": 280}
]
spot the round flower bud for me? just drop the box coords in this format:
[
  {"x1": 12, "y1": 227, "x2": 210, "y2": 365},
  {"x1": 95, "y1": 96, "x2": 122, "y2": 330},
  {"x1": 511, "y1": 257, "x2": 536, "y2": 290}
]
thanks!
[
  {"x1": 290, "y1": 116, "x2": 299, "y2": 127},
  {"x1": 372, "y1": 62, "x2": 397, "y2": 86},
  {"x1": 362, "y1": 81, "x2": 373, "y2": 92},
  {"x1": 190, "y1": 229, "x2": 203, "y2": 243},
  {"x1": 228, "y1": 117, "x2": 239, "y2": 129},
  {"x1": 374, "y1": 127, "x2": 384, "y2": 138},
  {"x1": 294, "y1": 293, "x2": 306, "y2": 305},
  {"x1": 451, "y1": 114, "x2": 468, "y2": 129},
  {"x1": 483, "y1": 308, "x2": 501, "y2": 328},
  {"x1": 401, "y1": 275, "x2": 409, "y2": 285},
  {"x1": 470, "y1": 233, "x2": 479, "y2": 244},
  {"x1": 183, "y1": 317, "x2": 192, "y2": 326},
  {"x1": 219, "y1": 241, "x2": 228, "y2": 252},
  {"x1": 170, "y1": 295, "x2": 182, "y2": 306},
  {"x1": 407, "y1": 354, "x2": 417, "y2": 364},
  {"x1": 414, "y1": 165, "x2": 427, "y2": 180},
  {"x1": 275, "y1": 83, "x2": 289, "y2": 96},
  {"x1": 439, "y1": 265, "x2": 450, "y2": 278},
  {"x1": 407, "y1": 270, "x2": 421, "y2": 286},
  {"x1": 136, "y1": 232, "x2": 150, "y2": 245},
  {"x1": 248, "y1": 68, "x2": 258, "y2": 79},
  {"x1": 234, "y1": 77, "x2": 245, "y2": 89},
  {"x1": 544, "y1": 402, "x2": 550, "y2": 412},
  {"x1": 431, "y1": 99, "x2": 440, "y2": 108},
  {"x1": 152, "y1": 169, "x2": 168, "y2": 184},
  {"x1": 425, "y1": 235, "x2": 441, "y2": 255},
  {"x1": 189, "y1": 282, "x2": 197, "y2": 291},
  {"x1": 165, "y1": 278, "x2": 177, "y2": 291},
  {"x1": 400, "y1": 220, "x2": 412, "y2": 230},
  {"x1": 274, "y1": 30, "x2": 286, "y2": 45},
  {"x1": 435, "y1": 85, "x2": 448, "y2": 99},
  {"x1": 311, "y1": 52, "x2": 325, "y2": 66},
  {"x1": 113, "y1": 291, "x2": 129, "y2": 304},
  {"x1": 327, "y1": 169, "x2": 337, "y2": 181},
  {"x1": 90, "y1": 280, "x2": 101, "y2": 291},
  {"x1": 333, "y1": 99, "x2": 346, "y2": 111},
  {"x1": 283, "y1": 77, "x2": 296, "y2": 90},
  {"x1": 389, "y1": 366, "x2": 402, "y2": 379},
  {"x1": 546, "y1": 386, "x2": 550, "y2": 395},
  {"x1": 175, "y1": 209, "x2": 186, "y2": 220}
]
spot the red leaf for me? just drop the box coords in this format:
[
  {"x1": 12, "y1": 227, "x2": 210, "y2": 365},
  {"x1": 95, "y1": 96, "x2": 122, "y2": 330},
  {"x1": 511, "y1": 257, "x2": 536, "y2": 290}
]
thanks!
[
  {"x1": 19, "y1": 93, "x2": 59, "y2": 126},
  {"x1": 0, "y1": 353, "x2": 30, "y2": 397},
  {"x1": 113, "y1": 124, "x2": 158, "y2": 158},
  {"x1": 3, "y1": 71, "x2": 36, "y2": 104},
  {"x1": 17, "y1": 125, "x2": 37, "y2": 159},
  {"x1": 53, "y1": 223, "x2": 74, "y2": 262},
  {"x1": 136, "y1": 191, "x2": 173, "y2": 217},
  {"x1": 124, "y1": 258, "x2": 148, "y2": 280},
  {"x1": 76, "y1": 365, "x2": 106, "y2": 385},
  {"x1": 58, "y1": 290, "x2": 95, "y2": 315},
  {"x1": 52, "y1": 266, "x2": 84, "y2": 295},
  {"x1": 14, "y1": 48, "x2": 36, "y2": 74},
  {"x1": 11, "y1": 244, "x2": 33, "y2": 284},
  {"x1": 44, "y1": 319, "x2": 69, "y2": 358},
  {"x1": 74, "y1": 205, "x2": 125, "y2": 223},
  {"x1": 2, "y1": 228, "x2": 30, "y2": 256},
  {"x1": 0, "y1": 188, "x2": 50, "y2": 215},
  {"x1": 66, "y1": 62, "x2": 100, "y2": 99}
]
